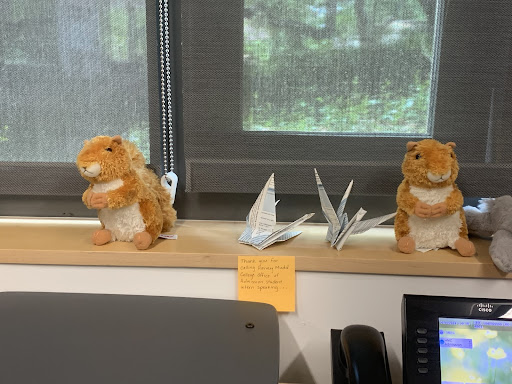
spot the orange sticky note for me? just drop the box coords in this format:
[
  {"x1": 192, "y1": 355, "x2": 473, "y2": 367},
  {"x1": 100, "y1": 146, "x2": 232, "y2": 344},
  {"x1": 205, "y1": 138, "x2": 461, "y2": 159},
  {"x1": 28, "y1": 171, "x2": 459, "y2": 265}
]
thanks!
[{"x1": 238, "y1": 256, "x2": 295, "y2": 312}]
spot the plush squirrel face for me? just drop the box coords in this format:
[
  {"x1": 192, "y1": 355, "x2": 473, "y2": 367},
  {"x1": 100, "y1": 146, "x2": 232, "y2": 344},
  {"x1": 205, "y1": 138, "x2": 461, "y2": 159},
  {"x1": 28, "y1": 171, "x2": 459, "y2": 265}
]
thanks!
[
  {"x1": 76, "y1": 135, "x2": 132, "y2": 183},
  {"x1": 402, "y1": 139, "x2": 459, "y2": 188}
]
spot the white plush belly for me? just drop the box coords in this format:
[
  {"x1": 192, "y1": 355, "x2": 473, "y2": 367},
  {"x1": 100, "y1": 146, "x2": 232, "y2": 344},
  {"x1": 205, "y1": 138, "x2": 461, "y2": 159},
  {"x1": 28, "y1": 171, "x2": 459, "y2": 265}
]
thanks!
[
  {"x1": 98, "y1": 203, "x2": 146, "y2": 242},
  {"x1": 92, "y1": 179, "x2": 145, "y2": 242},
  {"x1": 408, "y1": 213, "x2": 461, "y2": 249},
  {"x1": 409, "y1": 185, "x2": 453, "y2": 205},
  {"x1": 408, "y1": 184, "x2": 460, "y2": 249},
  {"x1": 92, "y1": 179, "x2": 124, "y2": 193}
]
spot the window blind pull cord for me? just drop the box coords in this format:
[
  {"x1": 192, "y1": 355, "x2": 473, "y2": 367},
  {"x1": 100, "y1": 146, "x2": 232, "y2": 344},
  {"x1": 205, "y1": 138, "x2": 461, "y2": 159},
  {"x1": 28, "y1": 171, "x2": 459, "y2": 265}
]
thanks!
[{"x1": 159, "y1": 0, "x2": 177, "y2": 204}]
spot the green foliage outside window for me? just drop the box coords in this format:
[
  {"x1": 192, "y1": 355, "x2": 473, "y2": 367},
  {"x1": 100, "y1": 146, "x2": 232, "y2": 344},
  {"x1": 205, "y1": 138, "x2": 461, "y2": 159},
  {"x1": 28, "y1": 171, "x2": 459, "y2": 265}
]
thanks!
[
  {"x1": 0, "y1": 125, "x2": 8, "y2": 143},
  {"x1": 0, "y1": 1, "x2": 150, "y2": 162},
  {"x1": 244, "y1": 0, "x2": 438, "y2": 135}
]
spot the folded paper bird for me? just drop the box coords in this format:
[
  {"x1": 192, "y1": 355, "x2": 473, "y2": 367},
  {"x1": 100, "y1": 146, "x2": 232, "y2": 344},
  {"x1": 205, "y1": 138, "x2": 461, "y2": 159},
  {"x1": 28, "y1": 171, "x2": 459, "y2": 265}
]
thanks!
[
  {"x1": 315, "y1": 169, "x2": 396, "y2": 250},
  {"x1": 238, "y1": 173, "x2": 314, "y2": 250}
]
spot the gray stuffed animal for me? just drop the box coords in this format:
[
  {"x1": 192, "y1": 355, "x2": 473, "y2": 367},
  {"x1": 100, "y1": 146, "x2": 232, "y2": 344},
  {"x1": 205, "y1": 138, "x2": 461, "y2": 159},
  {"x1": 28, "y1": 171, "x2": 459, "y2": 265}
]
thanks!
[{"x1": 464, "y1": 195, "x2": 512, "y2": 272}]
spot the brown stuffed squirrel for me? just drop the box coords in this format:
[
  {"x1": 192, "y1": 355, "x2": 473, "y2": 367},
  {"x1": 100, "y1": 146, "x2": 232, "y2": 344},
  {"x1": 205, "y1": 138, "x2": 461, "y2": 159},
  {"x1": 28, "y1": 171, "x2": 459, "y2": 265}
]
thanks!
[
  {"x1": 76, "y1": 135, "x2": 177, "y2": 250},
  {"x1": 394, "y1": 139, "x2": 475, "y2": 256}
]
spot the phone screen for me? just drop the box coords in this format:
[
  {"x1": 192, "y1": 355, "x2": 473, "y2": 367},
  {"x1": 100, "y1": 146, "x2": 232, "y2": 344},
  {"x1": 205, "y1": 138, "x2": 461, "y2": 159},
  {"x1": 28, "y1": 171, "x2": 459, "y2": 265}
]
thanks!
[{"x1": 439, "y1": 317, "x2": 512, "y2": 384}]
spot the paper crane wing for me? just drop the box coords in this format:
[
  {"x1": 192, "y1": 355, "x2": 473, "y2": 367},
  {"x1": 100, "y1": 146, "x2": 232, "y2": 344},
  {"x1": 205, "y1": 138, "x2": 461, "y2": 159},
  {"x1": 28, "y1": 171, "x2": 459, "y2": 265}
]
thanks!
[
  {"x1": 351, "y1": 212, "x2": 397, "y2": 235},
  {"x1": 315, "y1": 169, "x2": 341, "y2": 242},
  {"x1": 247, "y1": 173, "x2": 277, "y2": 239}
]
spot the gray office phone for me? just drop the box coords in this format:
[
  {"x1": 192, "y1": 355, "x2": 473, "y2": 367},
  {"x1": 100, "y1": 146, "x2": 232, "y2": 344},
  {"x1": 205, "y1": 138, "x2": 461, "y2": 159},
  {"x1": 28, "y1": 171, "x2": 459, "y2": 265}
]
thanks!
[
  {"x1": 0, "y1": 292, "x2": 279, "y2": 384},
  {"x1": 332, "y1": 294, "x2": 512, "y2": 384}
]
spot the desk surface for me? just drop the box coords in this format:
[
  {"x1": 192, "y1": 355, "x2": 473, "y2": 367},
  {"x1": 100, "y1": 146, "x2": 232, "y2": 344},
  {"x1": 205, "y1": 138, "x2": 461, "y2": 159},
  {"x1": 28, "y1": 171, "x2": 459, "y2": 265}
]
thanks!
[{"x1": 0, "y1": 218, "x2": 506, "y2": 279}]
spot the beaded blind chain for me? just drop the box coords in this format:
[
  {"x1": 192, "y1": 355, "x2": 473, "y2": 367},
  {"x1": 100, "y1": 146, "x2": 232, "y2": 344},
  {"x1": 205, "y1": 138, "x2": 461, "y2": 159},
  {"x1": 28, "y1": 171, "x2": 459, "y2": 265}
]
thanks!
[
  {"x1": 158, "y1": 0, "x2": 174, "y2": 174},
  {"x1": 158, "y1": 0, "x2": 178, "y2": 203}
]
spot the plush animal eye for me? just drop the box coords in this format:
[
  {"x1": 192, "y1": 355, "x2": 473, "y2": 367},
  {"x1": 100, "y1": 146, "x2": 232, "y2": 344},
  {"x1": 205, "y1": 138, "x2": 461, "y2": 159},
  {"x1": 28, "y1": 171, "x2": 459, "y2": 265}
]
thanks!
[
  {"x1": 106, "y1": 147, "x2": 112, "y2": 152},
  {"x1": 415, "y1": 153, "x2": 421, "y2": 159}
]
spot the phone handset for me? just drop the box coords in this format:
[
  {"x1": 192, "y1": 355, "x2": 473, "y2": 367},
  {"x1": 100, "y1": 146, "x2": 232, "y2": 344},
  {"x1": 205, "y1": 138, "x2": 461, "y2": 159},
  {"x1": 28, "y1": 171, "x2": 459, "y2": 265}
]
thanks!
[{"x1": 337, "y1": 325, "x2": 392, "y2": 384}]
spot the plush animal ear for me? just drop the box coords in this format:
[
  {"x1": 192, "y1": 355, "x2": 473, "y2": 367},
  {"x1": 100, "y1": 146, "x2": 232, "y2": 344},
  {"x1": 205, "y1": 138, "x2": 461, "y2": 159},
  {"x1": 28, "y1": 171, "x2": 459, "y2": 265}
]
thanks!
[
  {"x1": 406, "y1": 141, "x2": 418, "y2": 151},
  {"x1": 446, "y1": 142, "x2": 456, "y2": 149},
  {"x1": 112, "y1": 135, "x2": 123, "y2": 145}
]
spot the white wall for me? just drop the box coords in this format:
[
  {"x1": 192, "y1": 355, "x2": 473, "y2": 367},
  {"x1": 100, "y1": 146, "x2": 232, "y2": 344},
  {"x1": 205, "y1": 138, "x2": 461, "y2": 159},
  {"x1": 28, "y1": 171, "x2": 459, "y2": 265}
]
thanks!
[{"x1": 1, "y1": 264, "x2": 511, "y2": 384}]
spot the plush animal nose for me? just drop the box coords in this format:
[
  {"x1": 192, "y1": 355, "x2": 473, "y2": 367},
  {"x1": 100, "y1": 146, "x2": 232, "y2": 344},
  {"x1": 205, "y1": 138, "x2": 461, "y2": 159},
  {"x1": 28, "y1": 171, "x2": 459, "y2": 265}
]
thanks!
[
  {"x1": 82, "y1": 163, "x2": 101, "y2": 178},
  {"x1": 427, "y1": 170, "x2": 451, "y2": 183}
]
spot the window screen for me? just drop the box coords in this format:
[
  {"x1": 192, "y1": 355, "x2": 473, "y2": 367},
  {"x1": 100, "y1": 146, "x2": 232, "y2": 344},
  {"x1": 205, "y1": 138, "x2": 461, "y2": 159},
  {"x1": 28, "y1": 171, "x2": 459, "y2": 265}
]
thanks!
[
  {"x1": 174, "y1": 0, "x2": 512, "y2": 221},
  {"x1": 0, "y1": 0, "x2": 163, "y2": 213},
  {"x1": 1, "y1": 0, "x2": 511, "y2": 221},
  {"x1": 244, "y1": 0, "x2": 437, "y2": 136},
  {"x1": 0, "y1": 0, "x2": 153, "y2": 162}
]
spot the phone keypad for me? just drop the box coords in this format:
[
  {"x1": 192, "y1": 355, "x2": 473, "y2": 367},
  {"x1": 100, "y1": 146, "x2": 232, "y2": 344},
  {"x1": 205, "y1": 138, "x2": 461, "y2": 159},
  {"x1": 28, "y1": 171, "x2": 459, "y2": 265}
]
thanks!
[{"x1": 414, "y1": 327, "x2": 434, "y2": 379}]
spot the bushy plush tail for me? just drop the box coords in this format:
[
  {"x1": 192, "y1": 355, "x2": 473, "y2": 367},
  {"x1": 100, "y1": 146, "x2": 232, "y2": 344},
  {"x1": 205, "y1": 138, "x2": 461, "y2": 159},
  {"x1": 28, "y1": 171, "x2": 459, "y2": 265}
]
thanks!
[
  {"x1": 123, "y1": 140, "x2": 147, "y2": 170},
  {"x1": 153, "y1": 182, "x2": 177, "y2": 232},
  {"x1": 125, "y1": 140, "x2": 177, "y2": 231}
]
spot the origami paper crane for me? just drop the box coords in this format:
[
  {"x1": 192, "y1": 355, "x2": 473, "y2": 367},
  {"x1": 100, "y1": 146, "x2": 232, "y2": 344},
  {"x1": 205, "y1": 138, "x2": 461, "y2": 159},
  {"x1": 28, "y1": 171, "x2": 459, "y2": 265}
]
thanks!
[
  {"x1": 315, "y1": 169, "x2": 396, "y2": 250},
  {"x1": 238, "y1": 174, "x2": 314, "y2": 250}
]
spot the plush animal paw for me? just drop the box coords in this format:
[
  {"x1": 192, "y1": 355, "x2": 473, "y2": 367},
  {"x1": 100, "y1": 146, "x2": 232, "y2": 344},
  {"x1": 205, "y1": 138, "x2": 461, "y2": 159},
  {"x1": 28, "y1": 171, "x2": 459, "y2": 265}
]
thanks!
[
  {"x1": 490, "y1": 229, "x2": 512, "y2": 272},
  {"x1": 454, "y1": 237, "x2": 476, "y2": 257},
  {"x1": 133, "y1": 231, "x2": 153, "y2": 250},
  {"x1": 414, "y1": 201, "x2": 431, "y2": 218},
  {"x1": 92, "y1": 229, "x2": 112, "y2": 246},
  {"x1": 89, "y1": 192, "x2": 108, "y2": 209},
  {"x1": 398, "y1": 236, "x2": 416, "y2": 253},
  {"x1": 431, "y1": 202, "x2": 447, "y2": 218}
]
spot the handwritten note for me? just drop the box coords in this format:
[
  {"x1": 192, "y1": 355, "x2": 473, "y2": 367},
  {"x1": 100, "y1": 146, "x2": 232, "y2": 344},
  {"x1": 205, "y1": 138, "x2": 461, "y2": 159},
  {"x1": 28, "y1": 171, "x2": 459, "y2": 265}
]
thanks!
[{"x1": 238, "y1": 256, "x2": 295, "y2": 312}]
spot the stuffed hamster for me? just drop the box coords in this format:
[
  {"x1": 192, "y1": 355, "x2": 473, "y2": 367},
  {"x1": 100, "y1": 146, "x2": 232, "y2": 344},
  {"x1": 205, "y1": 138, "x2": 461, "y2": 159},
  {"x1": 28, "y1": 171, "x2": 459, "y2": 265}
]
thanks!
[
  {"x1": 77, "y1": 135, "x2": 177, "y2": 250},
  {"x1": 395, "y1": 139, "x2": 475, "y2": 256}
]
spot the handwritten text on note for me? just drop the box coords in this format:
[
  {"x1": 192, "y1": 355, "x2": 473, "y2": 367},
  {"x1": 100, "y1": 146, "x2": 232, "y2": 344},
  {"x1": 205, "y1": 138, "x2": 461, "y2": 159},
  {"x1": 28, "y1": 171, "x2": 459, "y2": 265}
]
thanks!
[{"x1": 238, "y1": 256, "x2": 295, "y2": 312}]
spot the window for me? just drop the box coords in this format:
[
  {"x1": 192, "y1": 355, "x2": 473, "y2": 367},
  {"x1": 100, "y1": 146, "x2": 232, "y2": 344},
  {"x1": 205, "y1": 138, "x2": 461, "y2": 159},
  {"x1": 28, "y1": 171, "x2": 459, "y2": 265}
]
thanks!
[
  {"x1": 0, "y1": 1, "x2": 158, "y2": 163},
  {"x1": 244, "y1": 0, "x2": 438, "y2": 136},
  {"x1": 0, "y1": 0, "x2": 163, "y2": 216},
  {"x1": 174, "y1": 0, "x2": 512, "y2": 221},
  {"x1": 1, "y1": 0, "x2": 511, "y2": 221}
]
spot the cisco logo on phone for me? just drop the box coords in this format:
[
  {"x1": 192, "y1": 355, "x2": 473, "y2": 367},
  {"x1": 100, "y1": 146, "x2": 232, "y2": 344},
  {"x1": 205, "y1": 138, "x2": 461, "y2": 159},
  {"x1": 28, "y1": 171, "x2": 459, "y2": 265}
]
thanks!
[{"x1": 477, "y1": 303, "x2": 494, "y2": 313}]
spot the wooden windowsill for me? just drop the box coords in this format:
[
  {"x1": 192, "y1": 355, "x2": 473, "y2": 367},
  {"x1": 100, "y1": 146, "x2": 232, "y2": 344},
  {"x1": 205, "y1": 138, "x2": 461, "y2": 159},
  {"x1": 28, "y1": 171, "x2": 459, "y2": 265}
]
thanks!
[{"x1": 0, "y1": 217, "x2": 507, "y2": 279}]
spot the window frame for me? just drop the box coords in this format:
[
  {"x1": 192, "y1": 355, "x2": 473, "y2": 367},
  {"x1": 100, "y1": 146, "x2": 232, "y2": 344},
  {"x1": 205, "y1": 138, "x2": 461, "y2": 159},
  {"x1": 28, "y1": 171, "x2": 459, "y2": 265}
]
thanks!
[
  {"x1": 173, "y1": 0, "x2": 512, "y2": 221},
  {"x1": 1, "y1": 0, "x2": 511, "y2": 222},
  {"x1": 0, "y1": 0, "x2": 164, "y2": 217},
  {"x1": 177, "y1": 0, "x2": 499, "y2": 186}
]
